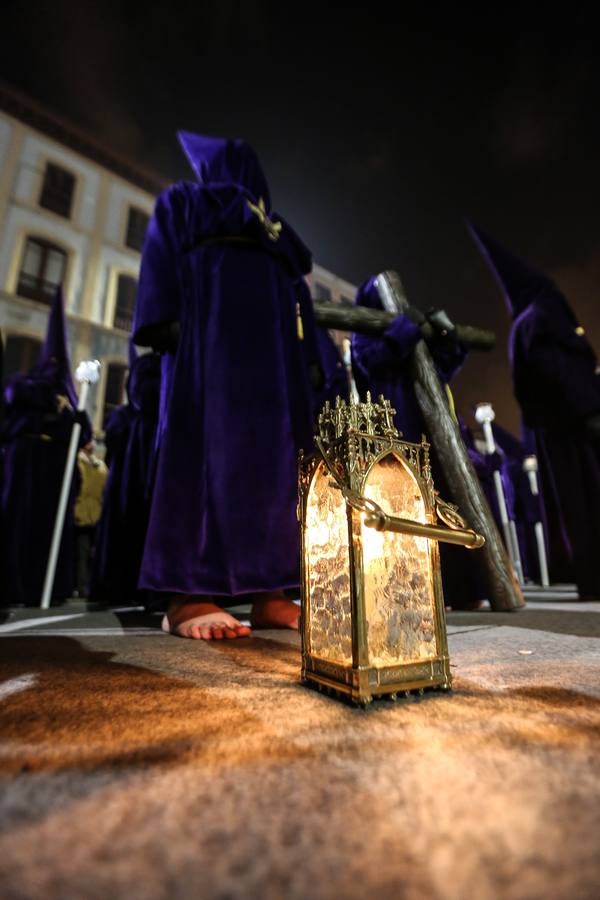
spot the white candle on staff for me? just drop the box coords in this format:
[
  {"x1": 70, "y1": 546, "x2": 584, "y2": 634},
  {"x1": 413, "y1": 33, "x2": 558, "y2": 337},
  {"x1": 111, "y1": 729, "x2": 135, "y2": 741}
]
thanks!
[
  {"x1": 522, "y1": 454, "x2": 550, "y2": 588},
  {"x1": 474, "y1": 402, "x2": 524, "y2": 583}
]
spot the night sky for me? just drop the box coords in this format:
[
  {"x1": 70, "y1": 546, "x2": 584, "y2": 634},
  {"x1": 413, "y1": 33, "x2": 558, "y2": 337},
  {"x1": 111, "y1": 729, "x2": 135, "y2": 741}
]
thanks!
[{"x1": 3, "y1": 3, "x2": 600, "y2": 434}]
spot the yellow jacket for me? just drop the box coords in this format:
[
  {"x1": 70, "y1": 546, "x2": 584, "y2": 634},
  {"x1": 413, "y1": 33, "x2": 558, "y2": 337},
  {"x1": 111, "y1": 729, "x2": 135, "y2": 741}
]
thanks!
[{"x1": 74, "y1": 451, "x2": 108, "y2": 527}]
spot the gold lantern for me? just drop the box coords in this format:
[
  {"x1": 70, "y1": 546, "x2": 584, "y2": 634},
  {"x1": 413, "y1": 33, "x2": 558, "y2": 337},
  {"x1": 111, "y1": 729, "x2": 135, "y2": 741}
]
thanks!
[{"x1": 298, "y1": 395, "x2": 484, "y2": 706}]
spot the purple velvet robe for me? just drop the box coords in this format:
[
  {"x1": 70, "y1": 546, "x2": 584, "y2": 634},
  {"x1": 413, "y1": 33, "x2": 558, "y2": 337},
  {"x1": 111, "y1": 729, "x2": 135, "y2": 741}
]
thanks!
[
  {"x1": 91, "y1": 352, "x2": 161, "y2": 605},
  {"x1": 351, "y1": 276, "x2": 485, "y2": 609},
  {"x1": 511, "y1": 295, "x2": 600, "y2": 595},
  {"x1": 468, "y1": 223, "x2": 600, "y2": 597},
  {"x1": 0, "y1": 376, "x2": 80, "y2": 606},
  {"x1": 132, "y1": 134, "x2": 317, "y2": 598},
  {"x1": 458, "y1": 418, "x2": 503, "y2": 522},
  {"x1": 0, "y1": 287, "x2": 89, "y2": 606},
  {"x1": 489, "y1": 422, "x2": 545, "y2": 582}
]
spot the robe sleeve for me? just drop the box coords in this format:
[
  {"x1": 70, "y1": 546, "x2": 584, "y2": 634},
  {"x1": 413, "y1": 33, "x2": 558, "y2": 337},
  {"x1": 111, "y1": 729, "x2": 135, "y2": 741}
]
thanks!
[
  {"x1": 521, "y1": 334, "x2": 600, "y2": 419},
  {"x1": 133, "y1": 186, "x2": 185, "y2": 350},
  {"x1": 351, "y1": 314, "x2": 421, "y2": 379}
]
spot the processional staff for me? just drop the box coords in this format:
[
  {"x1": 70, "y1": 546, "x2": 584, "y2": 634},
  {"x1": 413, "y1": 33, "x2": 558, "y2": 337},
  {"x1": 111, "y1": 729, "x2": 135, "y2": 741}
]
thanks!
[
  {"x1": 474, "y1": 402, "x2": 525, "y2": 584},
  {"x1": 313, "y1": 271, "x2": 524, "y2": 612},
  {"x1": 522, "y1": 455, "x2": 551, "y2": 588}
]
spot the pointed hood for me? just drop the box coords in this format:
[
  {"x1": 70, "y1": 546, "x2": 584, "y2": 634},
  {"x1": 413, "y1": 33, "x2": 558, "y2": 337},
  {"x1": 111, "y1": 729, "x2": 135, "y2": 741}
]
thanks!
[
  {"x1": 34, "y1": 285, "x2": 78, "y2": 408},
  {"x1": 177, "y1": 130, "x2": 271, "y2": 208},
  {"x1": 466, "y1": 220, "x2": 558, "y2": 319}
]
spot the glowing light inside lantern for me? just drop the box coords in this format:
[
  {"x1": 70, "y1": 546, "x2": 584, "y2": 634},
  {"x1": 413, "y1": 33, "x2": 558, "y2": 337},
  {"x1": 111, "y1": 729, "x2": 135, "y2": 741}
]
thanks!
[
  {"x1": 299, "y1": 396, "x2": 462, "y2": 704},
  {"x1": 305, "y1": 462, "x2": 352, "y2": 664},
  {"x1": 362, "y1": 455, "x2": 437, "y2": 666}
]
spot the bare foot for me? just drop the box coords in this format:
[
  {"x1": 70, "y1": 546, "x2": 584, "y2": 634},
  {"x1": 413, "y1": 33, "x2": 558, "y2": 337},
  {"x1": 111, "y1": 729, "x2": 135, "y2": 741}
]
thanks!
[
  {"x1": 162, "y1": 598, "x2": 251, "y2": 640},
  {"x1": 250, "y1": 592, "x2": 300, "y2": 630}
]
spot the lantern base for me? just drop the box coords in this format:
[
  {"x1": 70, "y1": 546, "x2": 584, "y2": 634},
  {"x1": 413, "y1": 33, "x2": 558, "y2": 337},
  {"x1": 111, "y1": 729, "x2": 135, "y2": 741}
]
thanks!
[{"x1": 302, "y1": 655, "x2": 452, "y2": 706}]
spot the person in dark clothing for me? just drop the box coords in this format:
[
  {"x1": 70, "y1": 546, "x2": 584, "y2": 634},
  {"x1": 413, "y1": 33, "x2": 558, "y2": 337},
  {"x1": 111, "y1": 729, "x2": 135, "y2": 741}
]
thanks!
[
  {"x1": 73, "y1": 438, "x2": 108, "y2": 597},
  {"x1": 351, "y1": 275, "x2": 486, "y2": 610},
  {"x1": 91, "y1": 345, "x2": 161, "y2": 607},
  {"x1": 0, "y1": 286, "x2": 90, "y2": 606},
  {"x1": 468, "y1": 222, "x2": 600, "y2": 599},
  {"x1": 132, "y1": 131, "x2": 321, "y2": 638},
  {"x1": 488, "y1": 420, "x2": 546, "y2": 584}
]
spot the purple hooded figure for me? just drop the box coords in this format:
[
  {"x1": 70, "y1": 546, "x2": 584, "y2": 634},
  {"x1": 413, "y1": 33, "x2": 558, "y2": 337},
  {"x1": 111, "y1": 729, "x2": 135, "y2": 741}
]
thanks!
[
  {"x1": 0, "y1": 285, "x2": 90, "y2": 606},
  {"x1": 489, "y1": 420, "x2": 546, "y2": 583},
  {"x1": 132, "y1": 131, "x2": 319, "y2": 638},
  {"x1": 351, "y1": 276, "x2": 486, "y2": 610},
  {"x1": 90, "y1": 342, "x2": 161, "y2": 607},
  {"x1": 465, "y1": 412, "x2": 537, "y2": 582},
  {"x1": 458, "y1": 417, "x2": 504, "y2": 525},
  {"x1": 468, "y1": 222, "x2": 600, "y2": 598}
]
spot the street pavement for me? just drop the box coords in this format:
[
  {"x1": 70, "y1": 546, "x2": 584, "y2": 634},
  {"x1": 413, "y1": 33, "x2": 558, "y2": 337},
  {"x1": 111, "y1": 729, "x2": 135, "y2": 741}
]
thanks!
[{"x1": 0, "y1": 590, "x2": 598, "y2": 900}]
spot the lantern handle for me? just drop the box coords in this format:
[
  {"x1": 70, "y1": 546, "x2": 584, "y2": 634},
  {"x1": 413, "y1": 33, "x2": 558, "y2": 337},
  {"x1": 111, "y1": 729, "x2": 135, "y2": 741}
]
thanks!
[
  {"x1": 360, "y1": 496, "x2": 485, "y2": 550},
  {"x1": 314, "y1": 437, "x2": 484, "y2": 550}
]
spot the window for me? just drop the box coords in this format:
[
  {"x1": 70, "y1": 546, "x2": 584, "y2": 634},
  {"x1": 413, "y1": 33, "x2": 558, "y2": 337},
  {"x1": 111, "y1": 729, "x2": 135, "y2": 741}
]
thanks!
[
  {"x1": 314, "y1": 283, "x2": 332, "y2": 302},
  {"x1": 102, "y1": 362, "x2": 128, "y2": 428},
  {"x1": 39, "y1": 162, "x2": 75, "y2": 218},
  {"x1": 2, "y1": 334, "x2": 42, "y2": 384},
  {"x1": 113, "y1": 274, "x2": 137, "y2": 331},
  {"x1": 125, "y1": 207, "x2": 150, "y2": 252},
  {"x1": 17, "y1": 236, "x2": 67, "y2": 304}
]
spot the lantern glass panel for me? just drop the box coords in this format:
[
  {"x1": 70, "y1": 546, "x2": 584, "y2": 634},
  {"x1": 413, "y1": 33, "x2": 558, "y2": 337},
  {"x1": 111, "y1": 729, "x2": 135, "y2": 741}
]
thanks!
[
  {"x1": 306, "y1": 461, "x2": 352, "y2": 664},
  {"x1": 362, "y1": 454, "x2": 438, "y2": 667}
]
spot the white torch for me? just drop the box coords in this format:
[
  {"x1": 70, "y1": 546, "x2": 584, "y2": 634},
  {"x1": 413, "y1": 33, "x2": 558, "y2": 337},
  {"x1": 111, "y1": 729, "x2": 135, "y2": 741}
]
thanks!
[
  {"x1": 522, "y1": 454, "x2": 550, "y2": 588},
  {"x1": 474, "y1": 402, "x2": 524, "y2": 584}
]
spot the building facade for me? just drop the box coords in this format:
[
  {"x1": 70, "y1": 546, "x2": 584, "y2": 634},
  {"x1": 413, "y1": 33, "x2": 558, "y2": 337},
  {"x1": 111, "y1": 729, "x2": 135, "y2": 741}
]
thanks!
[{"x1": 0, "y1": 87, "x2": 356, "y2": 434}]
